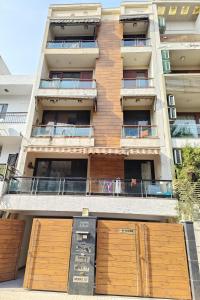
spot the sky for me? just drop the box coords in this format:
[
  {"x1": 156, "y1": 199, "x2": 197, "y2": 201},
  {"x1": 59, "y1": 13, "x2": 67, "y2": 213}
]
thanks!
[{"x1": 0, "y1": 0, "x2": 121, "y2": 75}]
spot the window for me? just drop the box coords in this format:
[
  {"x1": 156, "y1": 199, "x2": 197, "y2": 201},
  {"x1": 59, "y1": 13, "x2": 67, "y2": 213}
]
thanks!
[
  {"x1": 34, "y1": 159, "x2": 87, "y2": 178},
  {"x1": 124, "y1": 110, "x2": 150, "y2": 125},
  {"x1": 173, "y1": 149, "x2": 182, "y2": 165},
  {"x1": 42, "y1": 111, "x2": 90, "y2": 126}
]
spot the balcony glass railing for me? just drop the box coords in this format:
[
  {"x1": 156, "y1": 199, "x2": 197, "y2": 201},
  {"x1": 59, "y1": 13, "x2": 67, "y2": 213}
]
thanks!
[
  {"x1": 170, "y1": 124, "x2": 200, "y2": 138},
  {"x1": 47, "y1": 40, "x2": 98, "y2": 49},
  {"x1": 0, "y1": 112, "x2": 27, "y2": 123},
  {"x1": 31, "y1": 125, "x2": 93, "y2": 138},
  {"x1": 7, "y1": 177, "x2": 173, "y2": 198},
  {"x1": 122, "y1": 125, "x2": 157, "y2": 138},
  {"x1": 40, "y1": 79, "x2": 96, "y2": 89},
  {"x1": 122, "y1": 38, "x2": 151, "y2": 47},
  {"x1": 122, "y1": 78, "x2": 153, "y2": 89}
]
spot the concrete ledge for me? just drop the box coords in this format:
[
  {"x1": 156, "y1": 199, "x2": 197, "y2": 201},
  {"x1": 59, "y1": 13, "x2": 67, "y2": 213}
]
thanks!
[
  {"x1": 172, "y1": 138, "x2": 200, "y2": 148},
  {"x1": 30, "y1": 137, "x2": 95, "y2": 147},
  {"x1": 0, "y1": 194, "x2": 177, "y2": 218},
  {"x1": 121, "y1": 138, "x2": 160, "y2": 148}
]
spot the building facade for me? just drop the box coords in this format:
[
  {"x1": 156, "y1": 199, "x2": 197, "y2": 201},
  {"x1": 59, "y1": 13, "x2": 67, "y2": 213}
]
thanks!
[
  {"x1": 0, "y1": 1, "x2": 200, "y2": 299},
  {"x1": 0, "y1": 57, "x2": 33, "y2": 190}
]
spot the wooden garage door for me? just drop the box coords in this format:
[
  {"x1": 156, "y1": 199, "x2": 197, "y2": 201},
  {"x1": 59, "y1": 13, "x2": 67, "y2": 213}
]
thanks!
[
  {"x1": 0, "y1": 219, "x2": 25, "y2": 282},
  {"x1": 23, "y1": 218, "x2": 72, "y2": 292},
  {"x1": 96, "y1": 220, "x2": 191, "y2": 300},
  {"x1": 96, "y1": 220, "x2": 140, "y2": 296}
]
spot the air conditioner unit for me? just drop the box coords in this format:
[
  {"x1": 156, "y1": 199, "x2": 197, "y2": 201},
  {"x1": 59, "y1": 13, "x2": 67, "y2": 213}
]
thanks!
[
  {"x1": 158, "y1": 16, "x2": 166, "y2": 34},
  {"x1": 167, "y1": 94, "x2": 175, "y2": 106},
  {"x1": 173, "y1": 149, "x2": 182, "y2": 165},
  {"x1": 168, "y1": 107, "x2": 177, "y2": 120}
]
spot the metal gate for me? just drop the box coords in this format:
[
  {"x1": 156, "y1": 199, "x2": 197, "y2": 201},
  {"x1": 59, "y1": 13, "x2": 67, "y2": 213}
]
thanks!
[
  {"x1": 96, "y1": 220, "x2": 191, "y2": 300},
  {"x1": 0, "y1": 219, "x2": 25, "y2": 282},
  {"x1": 23, "y1": 218, "x2": 72, "y2": 292}
]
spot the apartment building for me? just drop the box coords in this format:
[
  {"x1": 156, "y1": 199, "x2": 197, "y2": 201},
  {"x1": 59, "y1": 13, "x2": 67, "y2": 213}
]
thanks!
[
  {"x1": 0, "y1": 57, "x2": 33, "y2": 186},
  {"x1": 0, "y1": 1, "x2": 199, "y2": 300}
]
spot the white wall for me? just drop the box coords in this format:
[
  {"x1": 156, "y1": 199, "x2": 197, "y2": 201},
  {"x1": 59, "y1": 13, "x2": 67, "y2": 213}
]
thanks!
[
  {"x1": 0, "y1": 140, "x2": 21, "y2": 164},
  {"x1": 0, "y1": 91, "x2": 32, "y2": 165},
  {"x1": 0, "y1": 95, "x2": 30, "y2": 112}
]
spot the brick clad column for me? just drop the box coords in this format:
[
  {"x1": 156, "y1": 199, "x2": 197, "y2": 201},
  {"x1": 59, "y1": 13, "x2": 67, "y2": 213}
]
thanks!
[{"x1": 94, "y1": 21, "x2": 123, "y2": 147}]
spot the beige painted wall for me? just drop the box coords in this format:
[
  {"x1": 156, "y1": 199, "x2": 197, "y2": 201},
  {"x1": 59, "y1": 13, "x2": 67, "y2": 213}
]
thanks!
[{"x1": 194, "y1": 221, "x2": 200, "y2": 270}]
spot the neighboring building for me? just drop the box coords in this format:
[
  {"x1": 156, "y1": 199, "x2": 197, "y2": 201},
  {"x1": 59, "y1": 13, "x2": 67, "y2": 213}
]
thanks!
[
  {"x1": 0, "y1": 57, "x2": 33, "y2": 179},
  {"x1": 0, "y1": 2, "x2": 199, "y2": 300}
]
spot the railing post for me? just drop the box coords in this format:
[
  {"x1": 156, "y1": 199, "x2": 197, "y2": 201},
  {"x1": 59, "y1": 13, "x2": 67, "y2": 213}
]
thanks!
[
  {"x1": 141, "y1": 180, "x2": 144, "y2": 197},
  {"x1": 35, "y1": 178, "x2": 39, "y2": 195},
  {"x1": 58, "y1": 178, "x2": 62, "y2": 195}
]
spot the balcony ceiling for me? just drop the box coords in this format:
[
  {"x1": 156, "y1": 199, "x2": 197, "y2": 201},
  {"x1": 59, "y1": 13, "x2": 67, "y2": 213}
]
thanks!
[
  {"x1": 45, "y1": 52, "x2": 97, "y2": 68},
  {"x1": 122, "y1": 51, "x2": 151, "y2": 68},
  {"x1": 50, "y1": 24, "x2": 97, "y2": 37},
  {"x1": 168, "y1": 91, "x2": 200, "y2": 109},
  {"x1": 170, "y1": 49, "x2": 200, "y2": 68},
  {"x1": 122, "y1": 96, "x2": 155, "y2": 108},
  {"x1": 157, "y1": 3, "x2": 200, "y2": 21},
  {"x1": 123, "y1": 21, "x2": 148, "y2": 35}
]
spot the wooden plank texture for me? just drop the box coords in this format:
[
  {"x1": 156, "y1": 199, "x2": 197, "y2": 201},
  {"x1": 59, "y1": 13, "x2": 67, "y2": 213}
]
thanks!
[
  {"x1": 0, "y1": 219, "x2": 25, "y2": 282},
  {"x1": 23, "y1": 218, "x2": 72, "y2": 292},
  {"x1": 96, "y1": 220, "x2": 191, "y2": 300}
]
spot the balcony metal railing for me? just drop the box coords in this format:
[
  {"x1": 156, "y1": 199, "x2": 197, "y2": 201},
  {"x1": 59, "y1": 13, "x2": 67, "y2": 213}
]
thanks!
[
  {"x1": 122, "y1": 78, "x2": 153, "y2": 89},
  {"x1": 31, "y1": 125, "x2": 93, "y2": 138},
  {"x1": 122, "y1": 38, "x2": 151, "y2": 47},
  {"x1": 0, "y1": 112, "x2": 27, "y2": 123},
  {"x1": 40, "y1": 78, "x2": 96, "y2": 89},
  {"x1": 7, "y1": 177, "x2": 173, "y2": 198},
  {"x1": 170, "y1": 124, "x2": 200, "y2": 138},
  {"x1": 47, "y1": 40, "x2": 98, "y2": 49},
  {"x1": 122, "y1": 125, "x2": 157, "y2": 138}
]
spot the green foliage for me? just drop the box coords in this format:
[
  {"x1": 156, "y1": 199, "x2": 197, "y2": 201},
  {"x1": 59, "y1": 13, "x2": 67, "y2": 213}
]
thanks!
[{"x1": 174, "y1": 146, "x2": 200, "y2": 221}]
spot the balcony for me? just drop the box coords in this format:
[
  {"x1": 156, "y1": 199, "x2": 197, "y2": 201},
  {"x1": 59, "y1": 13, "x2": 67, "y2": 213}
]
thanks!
[
  {"x1": 171, "y1": 123, "x2": 200, "y2": 148},
  {"x1": 44, "y1": 40, "x2": 99, "y2": 69},
  {"x1": 122, "y1": 38, "x2": 151, "y2": 47},
  {"x1": 47, "y1": 40, "x2": 98, "y2": 49},
  {"x1": 2, "y1": 177, "x2": 176, "y2": 218},
  {"x1": 121, "y1": 125, "x2": 160, "y2": 148},
  {"x1": 7, "y1": 177, "x2": 173, "y2": 198},
  {"x1": 121, "y1": 78, "x2": 156, "y2": 98},
  {"x1": 30, "y1": 125, "x2": 94, "y2": 147},
  {"x1": 0, "y1": 112, "x2": 27, "y2": 137},
  {"x1": 121, "y1": 40, "x2": 152, "y2": 68},
  {"x1": 37, "y1": 78, "x2": 97, "y2": 100}
]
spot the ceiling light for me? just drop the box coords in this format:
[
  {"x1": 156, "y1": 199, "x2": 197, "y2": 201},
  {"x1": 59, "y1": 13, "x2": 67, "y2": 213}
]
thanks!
[
  {"x1": 181, "y1": 6, "x2": 190, "y2": 15},
  {"x1": 169, "y1": 6, "x2": 177, "y2": 16},
  {"x1": 193, "y1": 6, "x2": 200, "y2": 15},
  {"x1": 158, "y1": 6, "x2": 166, "y2": 16},
  {"x1": 180, "y1": 56, "x2": 185, "y2": 62}
]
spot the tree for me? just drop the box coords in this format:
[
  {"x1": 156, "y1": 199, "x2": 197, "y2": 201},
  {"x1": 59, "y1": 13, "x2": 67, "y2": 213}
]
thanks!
[{"x1": 174, "y1": 146, "x2": 200, "y2": 221}]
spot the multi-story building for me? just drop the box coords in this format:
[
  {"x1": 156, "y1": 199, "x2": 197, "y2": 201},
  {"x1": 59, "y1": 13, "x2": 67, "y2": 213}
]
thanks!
[
  {"x1": 0, "y1": 56, "x2": 33, "y2": 188},
  {"x1": 0, "y1": 2, "x2": 199, "y2": 300}
]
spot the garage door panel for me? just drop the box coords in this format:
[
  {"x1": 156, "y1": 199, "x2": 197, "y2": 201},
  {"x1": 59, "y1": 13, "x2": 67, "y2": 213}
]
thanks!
[
  {"x1": 96, "y1": 221, "x2": 139, "y2": 296},
  {"x1": 24, "y1": 218, "x2": 72, "y2": 292},
  {"x1": 96, "y1": 220, "x2": 191, "y2": 300},
  {"x1": 96, "y1": 285, "x2": 139, "y2": 296},
  {"x1": 0, "y1": 219, "x2": 25, "y2": 282}
]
